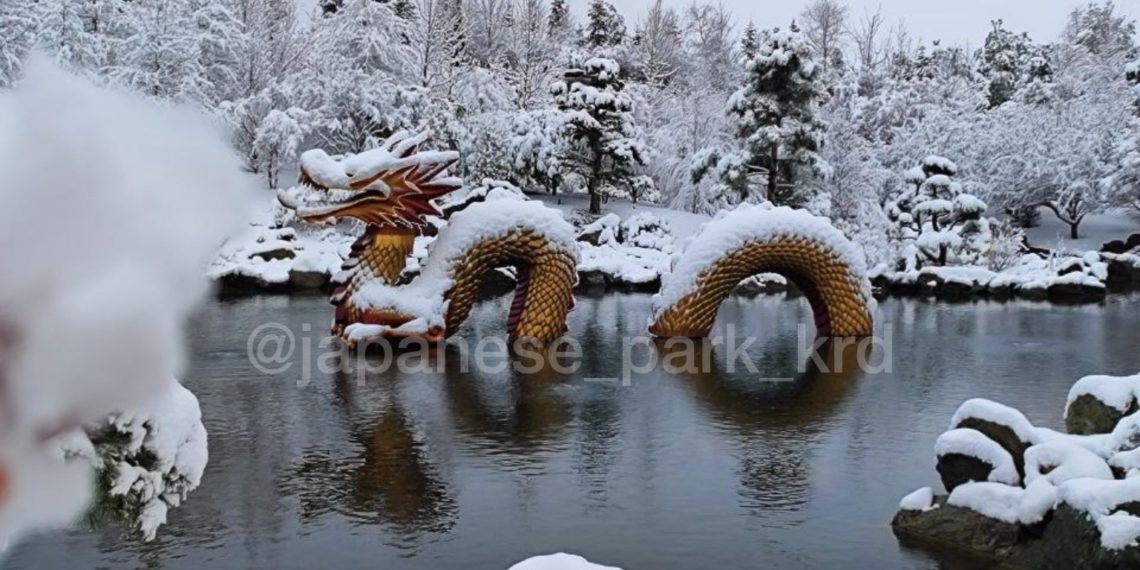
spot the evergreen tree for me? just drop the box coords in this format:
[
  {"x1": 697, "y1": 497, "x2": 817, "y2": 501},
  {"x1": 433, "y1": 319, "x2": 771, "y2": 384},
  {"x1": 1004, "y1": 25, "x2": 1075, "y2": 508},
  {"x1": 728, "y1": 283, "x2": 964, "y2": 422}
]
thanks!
[
  {"x1": 980, "y1": 20, "x2": 1031, "y2": 108},
  {"x1": 740, "y1": 21, "x2": 759, "y2": 61},
  {"x1": 724, "y1": 24, "x2": 826, "y2": 206},
  {"x1": 548, "y1": 0, "x2": 569, "y2": 39},
  {"x1": 585, "y1": 0, "x2": 624, "y2": 48},
  {"x1": 552, "y1": 57, "x2": 647, "y2": 214}
]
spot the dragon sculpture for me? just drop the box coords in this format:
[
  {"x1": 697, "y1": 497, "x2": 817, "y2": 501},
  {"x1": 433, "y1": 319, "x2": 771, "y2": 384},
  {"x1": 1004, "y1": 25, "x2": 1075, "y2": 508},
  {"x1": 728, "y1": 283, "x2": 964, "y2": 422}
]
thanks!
[
  {"x1": 649, "y1": 204, "x2": 875, "y2": 339},
  {"x1": 278, "y1": 131, "x2": 578, "y2": 347}
]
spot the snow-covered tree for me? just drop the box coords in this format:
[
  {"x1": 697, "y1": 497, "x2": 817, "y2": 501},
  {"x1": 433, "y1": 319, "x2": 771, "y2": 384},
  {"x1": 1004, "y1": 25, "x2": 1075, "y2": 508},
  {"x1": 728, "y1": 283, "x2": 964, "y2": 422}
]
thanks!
[
  {"x1": 684, "y1": 2, "x2": 735, "y2": 85},
  {"x1": 979, "y1": 20, "x2": 1033, "y2": 108},
  {"x1": 715, "y1": 24, "x2": 827, "y2": 207},
  {"x1": 253, "y1": 108, "x2": 311, "y2": 188},
  {"x1": 0, "y1": 1, "x2": 38, "y2": 87},
  {"x1": 1062, "y1": 1, "x2": 1136, "y2": 60},
  {"x1": 112, "y1": 2, "x2": 207, "y2": 101},
  {"x1": 800, "y1": 0, "x2": 848, "y2": 76},
  {"x1": 629, "y1": 0, "x2": 682, "y2": 86},
  {"x1": 504, "y1": 0, "x2": 557, "y2": 109},
  {"x1": 552, "y1": 57, "x2": 647, "y2": 214},
  {"x1": 548, "y1": 0, "x2": 571, "y2": 42},
  {"x1": 740, "y1": 22, "x2": 759, "y2": 61},
  {"x1": 885, "y1": 156, "x2": 990, "y2": 267},
  {"x1": 585, "y1": 0, "x2": 625, "y2": 48},
  {"x1": 467, "y1": 0, "x2": 514, "y2": 65},
  {"x1": 33, "y1": 0, "x2": 112, "y2": 76}
]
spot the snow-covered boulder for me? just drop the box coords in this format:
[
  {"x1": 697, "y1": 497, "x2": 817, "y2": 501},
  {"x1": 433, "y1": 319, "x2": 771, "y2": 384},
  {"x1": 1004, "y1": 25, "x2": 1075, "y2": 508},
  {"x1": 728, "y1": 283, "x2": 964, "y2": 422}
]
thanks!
[
  {"x1": 1067, "y1": 374, "x2": 1140, "y2": 435},
  {"x1": 894, "y1": 372, "x2": 1140, "y2": 566},
  {"x1": 949, "y1": 399, "x2": 1038, "y2": 478},
  {"x1": 935, "y1": 428, "x2": 1021, "y2": 491}
]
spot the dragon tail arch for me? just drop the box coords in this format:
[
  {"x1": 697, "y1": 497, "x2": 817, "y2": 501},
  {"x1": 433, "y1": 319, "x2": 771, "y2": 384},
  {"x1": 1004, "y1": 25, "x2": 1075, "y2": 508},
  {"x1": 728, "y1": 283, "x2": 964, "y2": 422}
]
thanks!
[
  {"x1": 649, "y1": 204, "x2": 874, "y2": 339},
  {"x1": 345, "y1": 199, "x2": 578, "y2": 345}
]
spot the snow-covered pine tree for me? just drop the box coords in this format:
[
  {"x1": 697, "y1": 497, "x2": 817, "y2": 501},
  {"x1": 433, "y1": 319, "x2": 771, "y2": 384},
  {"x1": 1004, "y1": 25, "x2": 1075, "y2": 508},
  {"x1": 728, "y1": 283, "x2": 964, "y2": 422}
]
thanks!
[
  {"x1": 723, "y1": 23, "x2": 826, "y2": 207},
  {"x1": 551, "y1": 57, "x2": 647, "y2": 214},
  {"x1": 885, "y1": 156, "x2": 990, "y2": 267},
  {"x1": 740, "y1": 21, "x2": 759, "y2": 61},
  {"x1": 979, "y1": 20, "x2": 1032, "y2": 108},
  {"x1": 548, "y1": 0, "x2": 570, "y2": 41},
  {"x1": 585, "y1": 0, "x2": 624, "y2": 48}
]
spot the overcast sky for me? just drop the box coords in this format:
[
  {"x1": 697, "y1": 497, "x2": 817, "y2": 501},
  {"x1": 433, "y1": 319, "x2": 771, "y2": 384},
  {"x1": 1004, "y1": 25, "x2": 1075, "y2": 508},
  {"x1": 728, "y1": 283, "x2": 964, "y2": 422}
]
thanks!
[{"x1": 567, "y1": 0, "x2": 1140, "y2": 49}]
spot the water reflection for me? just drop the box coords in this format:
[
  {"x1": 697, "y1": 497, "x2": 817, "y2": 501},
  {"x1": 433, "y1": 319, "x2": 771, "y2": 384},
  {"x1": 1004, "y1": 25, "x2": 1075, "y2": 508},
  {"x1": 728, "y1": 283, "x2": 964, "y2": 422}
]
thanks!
[
  {"x1": 661, "y1": 336, "x2": 865, "y2": 517},
  {"x1": 440, "y1": 344, "x2": 574, "y2": 461},
  {"x1": 285, "y1": 368, "x2": 457, "y2": 542}
]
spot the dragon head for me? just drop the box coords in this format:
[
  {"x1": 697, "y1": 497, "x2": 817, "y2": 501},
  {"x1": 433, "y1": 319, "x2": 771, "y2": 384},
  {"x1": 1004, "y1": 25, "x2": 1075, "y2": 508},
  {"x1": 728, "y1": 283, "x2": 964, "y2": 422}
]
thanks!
[{"x1": 277, "y1": 131, "x2": 462, "y2": 231}]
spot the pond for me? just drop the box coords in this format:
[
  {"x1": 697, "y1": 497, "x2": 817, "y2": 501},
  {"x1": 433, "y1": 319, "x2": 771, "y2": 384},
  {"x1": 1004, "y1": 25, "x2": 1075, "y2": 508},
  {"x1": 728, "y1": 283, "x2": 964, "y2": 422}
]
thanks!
[{"x1": 6, "y1": 292, "x2": 1140, "y2": 569}]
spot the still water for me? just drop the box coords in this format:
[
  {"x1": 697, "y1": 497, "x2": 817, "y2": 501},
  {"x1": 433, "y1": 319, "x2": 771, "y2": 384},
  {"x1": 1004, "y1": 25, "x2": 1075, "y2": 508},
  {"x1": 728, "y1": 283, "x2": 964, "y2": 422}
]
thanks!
[{"x1": 7, "y1": 292, "x2": 1140, "y2": 569}]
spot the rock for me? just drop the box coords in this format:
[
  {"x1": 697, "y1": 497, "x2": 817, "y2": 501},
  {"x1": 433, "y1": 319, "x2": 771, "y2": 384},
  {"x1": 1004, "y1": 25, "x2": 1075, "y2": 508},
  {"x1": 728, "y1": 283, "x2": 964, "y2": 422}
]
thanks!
[
  {"x1": 1015, "y1": 284, "x2": 1048, "y2": 301},
  {"x1": 1127, "y1": 233, "x2": 1140, "y2": 252},
  {"x1": 937, "y1": 280, "x2": 981, "y2": 301},
  {"x1": 892, "y1": 496, "x2": 1024, "y2": 562},
  {"x1": 1106, "y1": 258, "x2": 1140, "y2": 290},
  {"x1": 1066, "y1": 393, "x2": 1138, "y2": 435},
  {"x1": 916, "y1": 272, "x2": 943, "y2": 295},
  {"x1": 576, "y1": 270, "x2": 609, "y2": 290},
  {"x1": 734, "y1": 275, "x2": 789, "y2": 297},
  {"x1": 1007, "y1": 504, "x2": 1140, "y2": 570},
  {"x1": 1047, "y1": 282, "x2": 1106, "y2": 304},
  {"x1": 288, "y1": 270, "x2": 329, "y2": 289},
  {"x1": 251, "y1": 247, "x2": 295, "y2": 262},
  {"x1": 936, "y1": 453, "x2": 999, "y2": 493},
  {"x1": 1103, "y1": 240, "x2": 1129, "y2": 254},
  {"x1": 896, "y1": 500, "x2": 1140, "y2": 569},
  {"x1": 989, "y1": 283, "x2": 1015, "y2": 300},
  {"x1": 577, "y1": 228, "x2": 606, "y2": 246},
  {"x1": 951, "y1": 417, "x2": 1032, "y2": 479}
]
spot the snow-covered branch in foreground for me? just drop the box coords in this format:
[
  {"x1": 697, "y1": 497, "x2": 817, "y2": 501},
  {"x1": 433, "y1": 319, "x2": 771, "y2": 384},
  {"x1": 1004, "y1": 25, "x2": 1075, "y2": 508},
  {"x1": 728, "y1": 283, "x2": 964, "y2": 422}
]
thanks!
[
  {"x1": 0, "y1": 57, "x2": 249, "y2": 545},
  {"x1": 88, "y1": 380, "x2": 208, "y2": 540}
]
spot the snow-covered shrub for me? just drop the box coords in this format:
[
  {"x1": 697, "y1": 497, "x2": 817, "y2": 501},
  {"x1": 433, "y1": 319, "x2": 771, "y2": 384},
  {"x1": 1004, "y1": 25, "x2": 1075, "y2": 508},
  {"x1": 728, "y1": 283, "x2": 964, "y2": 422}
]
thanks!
[
  {"x1": 884, "y1": 156, "x2": 996, "y2": 267},
  {"x1": 618, "y1": 212, "x2": 673, "y2": 252}
]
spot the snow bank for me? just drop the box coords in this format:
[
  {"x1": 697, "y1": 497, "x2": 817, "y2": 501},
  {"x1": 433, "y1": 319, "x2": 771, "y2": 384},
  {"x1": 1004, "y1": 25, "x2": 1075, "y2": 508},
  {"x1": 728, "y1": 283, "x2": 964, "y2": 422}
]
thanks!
[
  {"x1": 209, "y1": 198, "x2": 353, "y2": 285},
  {"x1": 0, "y1": 58, "x2": 247, "y2": 543},
  {"x1": 508, "y1": 553, "x2": 622, "y2": 570},
  {"x1": 947, "y1": 480, "x2": 1056, "y2": 525},
  {"x1": 1024, "y1": 442, "x2": 1114, "y2": 485},
  {"x1": 935, "y1": 428, "x2": 1020, "y2": 485},
  {"x1": 653, "y1": 202, "x2": 874, "y2": 316}
]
